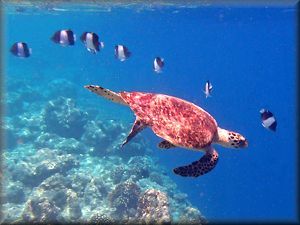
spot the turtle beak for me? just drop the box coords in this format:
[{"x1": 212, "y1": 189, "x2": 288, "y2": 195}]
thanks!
[{"x1": 239, "y1": 138, "x2": 248, "y2": 148}]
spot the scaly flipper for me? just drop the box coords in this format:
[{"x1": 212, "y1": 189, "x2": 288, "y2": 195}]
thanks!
[
  {"x1": 84, "y1": 85, "x2": 128, "y2": 105},
  {"x1": 173, "y1": 146, "x2": 219, "y2": 177},
  {"x1": 122, "y1": 119, "x2": 147, "y2": 147},
  {"x1": 158, "y1": 140, "x2": 176, "y2": 149}
]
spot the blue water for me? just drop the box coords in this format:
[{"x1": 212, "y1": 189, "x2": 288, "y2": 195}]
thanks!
[{"x1": 3, "y1": 2, "x2": 298, "y2": 223}]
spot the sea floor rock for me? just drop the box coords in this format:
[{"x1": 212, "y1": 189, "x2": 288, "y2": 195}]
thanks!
[
  {"x1": 35, "y1": 133, "x2": 89, "y2": 154},
  {"x1": 22, "y1": 197, "x2": 60, "y2": 223},
  {"x1": 1, "y1": 203, "x2": 25, "y2": 223},
  {"x1": 9, "y1": 148, "x2": 79, "y2": 187},
  {"x1": 60, "y1": 189, "x2": 82, "y2": 222},
  {"x1": 2, "y1": 180, "x2": 26, "y2": 204},
  {"x1": 83, "y1": 177, "x2": 109, "y2": 210}
]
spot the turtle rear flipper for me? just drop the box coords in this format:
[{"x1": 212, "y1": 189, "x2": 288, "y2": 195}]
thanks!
[
  {"x1": 84, "y1": 85, "x2": 128, "y2": 105},
  {"x1": 173, "y1": 146, "x2": 219, "y2": 177}
]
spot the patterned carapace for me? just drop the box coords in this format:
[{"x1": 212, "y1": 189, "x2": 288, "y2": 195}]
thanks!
[{"x1": 120, "y1": 92, "x2": 218, "y2": 150}]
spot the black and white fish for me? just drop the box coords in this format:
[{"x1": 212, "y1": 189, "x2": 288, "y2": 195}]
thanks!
[
  {"x1": 203, "y1": 80, "x2": 213, "y2": 98},
  {"x1": 260, "y1": 109, "x2": 277, "y2": 131},
  {"x1": 80, "y1": 32, "x2": 104, "y2": 54},
  {"x1": 153, "y1": 57, "x2": 164, "y2": 73},
  {"x1": 115, "y1": 45, "x2": 131, "y2": 61},
  {"x1": 51, "y1": 29, "x2": 76, "y2": 46},
  {"x1": 10, "y1": 42, "x2": 31, "y2": 58}
]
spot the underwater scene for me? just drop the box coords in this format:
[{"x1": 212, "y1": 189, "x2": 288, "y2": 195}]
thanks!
[{"x1": 1, "y1": 1, "x2": 298, "y2": 224}]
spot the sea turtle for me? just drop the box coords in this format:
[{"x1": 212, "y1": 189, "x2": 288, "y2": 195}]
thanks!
[{"x1": 84, "y1": 85, "x2": 248, "y2": 177}]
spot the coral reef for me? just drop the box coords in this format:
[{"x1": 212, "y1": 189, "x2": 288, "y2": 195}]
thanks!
[
  {"x1": 109, "y1": 179, "x2": 141, "y2": 220},
  {"x1": 80, "y1": 120, "x2": 110, "y2": 153},
  {"x1": 2, "y1": 120, "x2": 17, "y2": 149},
  {"x1": 136, "y1": 189, "x2": 171, "y2": 224},
  {"x1": 8, "y1": 148, "x2": 79, "y2": 187},
  {"x1": 5, "y1": 91, "x2": 24, "y2": 116},
  {"x1": 43, "y1": 97, "x2": 88, "y2": 139},
  {"x1": 2, "y1": 181, "x2": 26, "y2": 204},
  {"x1": 35, "y1": 134, "x2": 89, "y2": 154},
  {"x1": 22, "y1": 197, "x2": 60, "y2": 223},
  {"x1": 81, "y1": 119, "x2": 149, "y2": 159},
  {"x1": 61, "y1": 189, "x2": 82, "y2": 221},
  {"x1": 5, "y1": 83, "x2": 44, "y2": 116},
  {"x1": 110, "y1": 165, "x2": 133, "y2": 184},
  {"x1": 89, "y1": 213, "x2": 114, "y2": 224},
  {"x1": 126, "y1": 156, "x2": 152, "y2": 181},
  {"x1": 5, "y1": 78, "x2": 46, "y2": 117},
  {"x1": 3, "y1": 90, "x2": 206, "y2": 224},
  {"x1": 179, "y1": 207, "x2": 207, "y2": 224},
  {"x1": 83, "y1": 177, "x2": 109, "y2": 210}
]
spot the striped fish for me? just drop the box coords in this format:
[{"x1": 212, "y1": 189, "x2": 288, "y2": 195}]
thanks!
[{"x1": 260, "y1": 109, "x2": 277, "y2": 131}]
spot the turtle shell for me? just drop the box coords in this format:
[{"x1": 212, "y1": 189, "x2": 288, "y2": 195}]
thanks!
[{"x1": 120, "y1": 92, "x2": 218, "y2": 149}]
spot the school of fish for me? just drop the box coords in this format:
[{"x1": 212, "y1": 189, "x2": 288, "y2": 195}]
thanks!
[{"x1": 10, "y1": 29, "x2": 277, "y2": 132}]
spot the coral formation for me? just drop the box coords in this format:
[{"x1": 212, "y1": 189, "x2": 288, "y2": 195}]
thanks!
[
  {"x1": 5, "y1": 80, "x2": 44, "y2": 116},
  {"x1": 3, "y1": 181, "x2": 26, "y2": 204},
  {"x1": 3, "y1": 91, "x2": 206, "y2": 224},
  {"x1": 83, "y1": 177, "x2": 108, "y2": 210},
  {"x1": 34, "y1": 132, "x2": 88, "y2": 155},
  {"x1": 43, "y1": 97, "x2": 88, "y2": 139},
  {"x1": 109, "y1": 179, "x2": 141, "y2": 219},
  {"x1": 136, "y1": 189, "x2": 171, "y2": 224},
  {"x1": 81, "y1": 120, "x2": 110, "y2": 153},
  {"x1": 2, "y1": 121, "x2": 17, "y2": 149},
  {"x1": 179, "y1": 207, "x2": 207, "y2": 224},
  {"x1": 8, "y1": 148, "x2": 79, "y2": 187},
  {"x1": 89, "y1": 212, "x2": 114, "y2": 224},
  {"x1": 22, "y1": 197, "x2": 60, "y2": 223}
]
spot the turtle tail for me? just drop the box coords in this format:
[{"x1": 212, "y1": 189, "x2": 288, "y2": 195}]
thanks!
[{"x1": 84, "y1": 85, "x2": 128, "y2": 105}]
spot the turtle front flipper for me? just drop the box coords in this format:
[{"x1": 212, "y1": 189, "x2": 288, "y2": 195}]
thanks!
[
  {"x1": 84, "y1": 85, "x2": 128, "y2": 105},
  {"x1": 122, "y1": 118, "x2": 146, "y2": 147},
  {"x1": 158, "y1": 140, "x2": 176, "y2": 149},
  {"x1": 173, "y1": 146, "x2": 219, "y2": 177}
]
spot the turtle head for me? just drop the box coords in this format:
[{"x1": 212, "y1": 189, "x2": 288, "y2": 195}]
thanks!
[{"x1": 215, "y1": 127, "x2": 248, "y2": 149}]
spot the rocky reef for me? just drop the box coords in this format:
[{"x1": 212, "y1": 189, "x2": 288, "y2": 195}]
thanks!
[
  {"x1": 43, "y1": 97, "x2": 88, "y2": 139},
  {"x1": 2, "y1": 78, "x2": 206, "y2": 224},
  {"x1": 137, "y1": 189, "x2": 171, "y2": 224}
]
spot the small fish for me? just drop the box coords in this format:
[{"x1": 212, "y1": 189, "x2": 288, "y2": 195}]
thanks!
[
  {"x1": 115, "y1": 44, "x2": 131, "y2": 61},
  {"x1": 260, "y1": 109, "x2": 277, "y2": 131},
  {"x1": 10, "y1": 42, "x2": 31, "y2": 58},
  {"x1": 153, "y1": 57, "x2": 164, "y2": 73},
  {"x1": 51, "y1": 29, "x2": 76, "y2": 46},
  {"x1": 80, "y1": 32, "x2": 104, "y2": 54},
  {"x1": 203, "y1": 80, "x2": 213, "y2": 98}
]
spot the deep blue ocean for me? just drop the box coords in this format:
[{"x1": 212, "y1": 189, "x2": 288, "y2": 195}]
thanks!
[{"x1": 2, "y1": 1, "x2": 298, "y2": 223}]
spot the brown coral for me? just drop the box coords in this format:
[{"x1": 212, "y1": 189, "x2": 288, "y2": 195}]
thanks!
[{"x1": 136, "y1": 189, "x2": 171, "y2": 224}]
